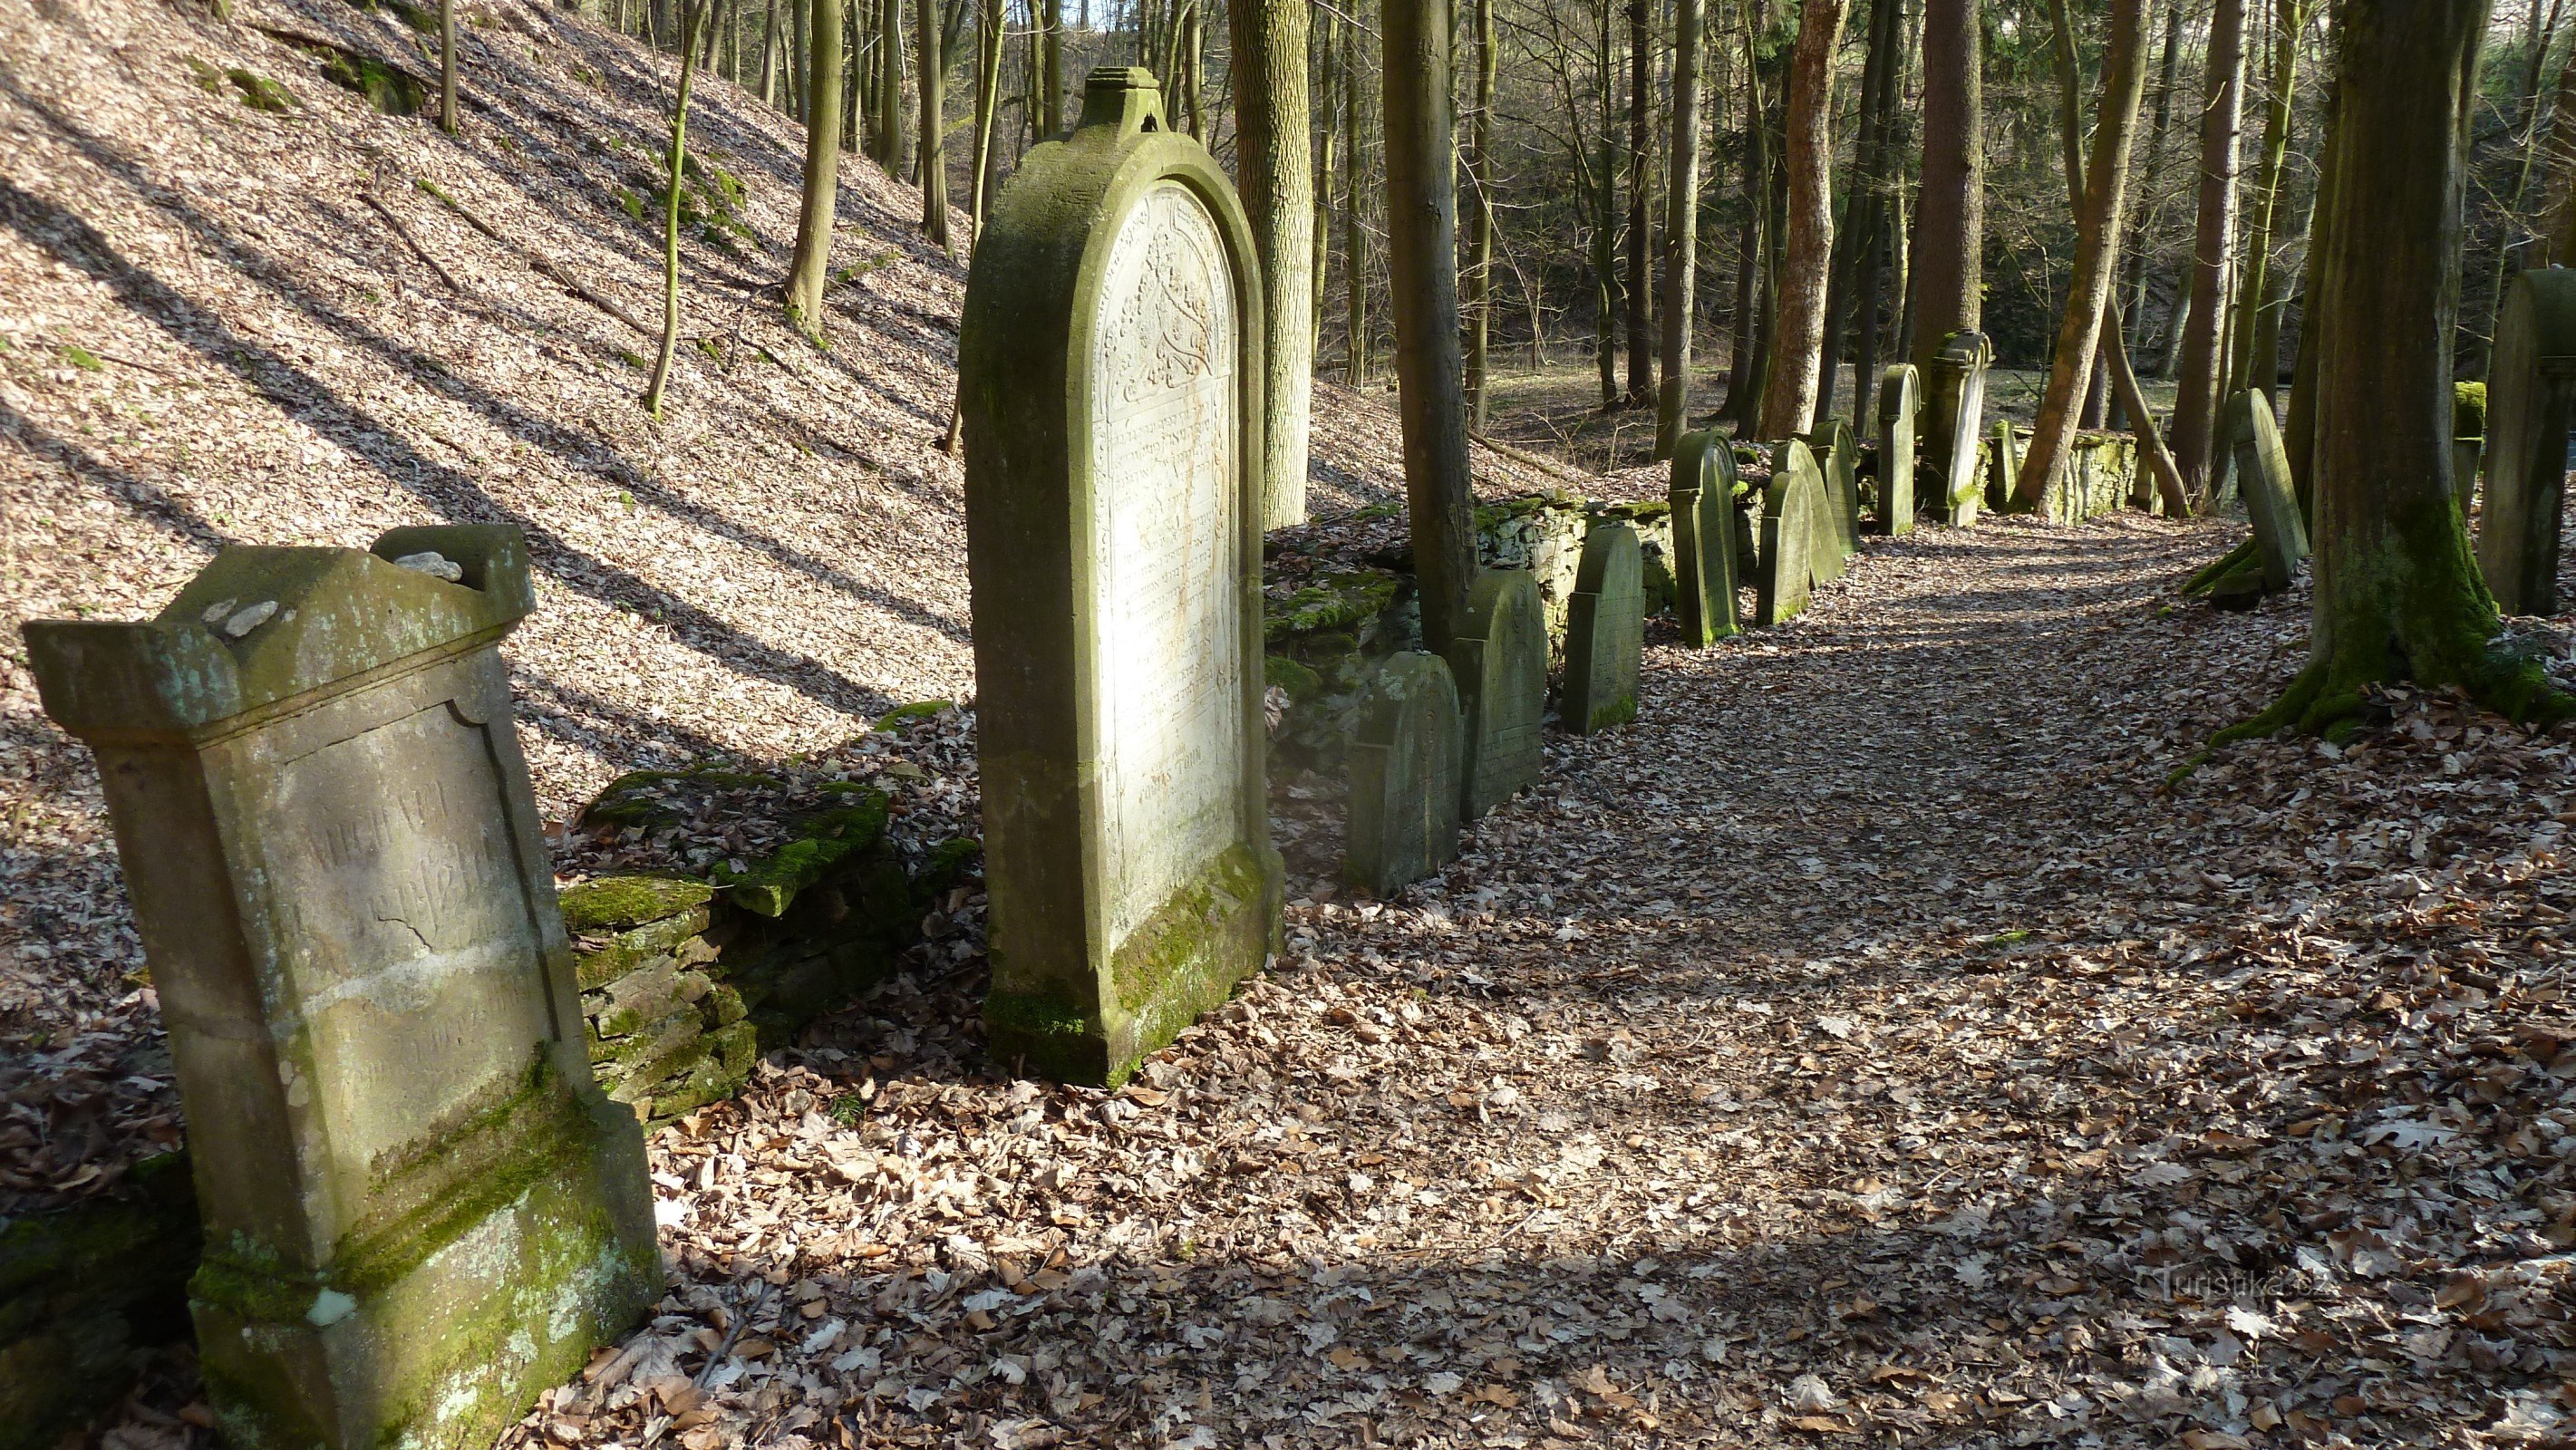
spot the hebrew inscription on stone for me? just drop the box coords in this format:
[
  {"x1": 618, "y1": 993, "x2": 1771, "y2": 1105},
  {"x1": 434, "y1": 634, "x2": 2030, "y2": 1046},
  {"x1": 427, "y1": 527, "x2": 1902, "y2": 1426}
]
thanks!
[{"x1": 1088, "y1": 180, "x2": 1244, "y2": 942}]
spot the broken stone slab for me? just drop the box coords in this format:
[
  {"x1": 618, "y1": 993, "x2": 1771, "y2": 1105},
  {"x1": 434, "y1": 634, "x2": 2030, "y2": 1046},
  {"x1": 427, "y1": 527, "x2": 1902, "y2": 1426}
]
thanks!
[
  {"x1": 1343, "y1": 651, "x2": 1465, "y2": 896},
  {"x1": 1560, "y1": 521, "x2": 1644, "y2": 733},
  {"x1": 1985, "y1": 418, "x2": 2021, "y2": 514},
  {"x1": 2225, "y1": 389, "x2": 2310, "y2": 593},
  {"x1": 1448, "y1": 568, "x2": 1548, "y2": 819},
  {"x1": 2480, "y1": 266, "x2": 2576, "y2": 615},
  {"x1": 961, "y1": 67, "x2": 1280, "y2": 1088},
  {"x1": 1667, "y1": 430, "x2": 1743, "y2": 645},
  {"x1": 1876, "y1": 363, "x2": 1918, "y2": 535},
  {"x1": 18, "y1": 524, "x2": 658, "y2": 1450},
  {"x1": 1757, "y1": 443, "x2": 1825, "y2": 625},
  {"x1": 1922, "y1": 330, "x2": 1992, "y2": 526}
]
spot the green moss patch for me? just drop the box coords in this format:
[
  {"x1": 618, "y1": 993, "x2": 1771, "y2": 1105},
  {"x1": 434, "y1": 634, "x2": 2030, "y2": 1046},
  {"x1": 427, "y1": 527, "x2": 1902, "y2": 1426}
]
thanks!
[{"x1": 873, "y1": 699, "x2": 955, "y2": 730}]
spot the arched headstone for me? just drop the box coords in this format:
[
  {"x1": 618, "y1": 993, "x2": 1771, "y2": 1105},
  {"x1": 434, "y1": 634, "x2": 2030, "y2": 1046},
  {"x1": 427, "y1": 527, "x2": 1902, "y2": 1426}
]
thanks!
[
  {"x1": 1779, "y1": 439, "x2": 1845, "y2": 585},
  {"x1": 19, "y1": 527, "x2": 659, "y2": 1450},
  {"x1": 1344, "y1": 652, "x2": 1464, "y2": 895},
  {"x1": 1876, "y1": 363, "x2": 1918, "y2": 535},
  {"x1": 1448, "y1": 569, "x2": 1547, "y2": 818},
  {"x1": 1808, "y1": 415, "x2": 1861, "y2": 557},
  {"x1": 960, "y1": 68, "x2": 1279, "y2": 1086},
  {"x1": 1758, "y1": 441, "x2": 1827, "y2": 624},
  {"x1": 1667, "y1": 430, "x2": 1742, "y2": 644},
  {"x1": 2225, "y1": 389, "x2": 2309, "y2": 592},
  {"x1": 1923, "y1": 331, "x2": 1992, "y2": 526},
  {"x1": 1561, "y1": 521, "x2": 1645, "y2": 732},
  {"x1": 2480, "y1": 267, "x2": 2576, "y2": 615}
]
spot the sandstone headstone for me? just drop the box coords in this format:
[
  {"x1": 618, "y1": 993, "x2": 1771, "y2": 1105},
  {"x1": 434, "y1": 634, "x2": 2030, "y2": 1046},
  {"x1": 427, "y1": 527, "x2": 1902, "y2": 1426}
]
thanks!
[
  {"x1": 959, "y1": 68, "x2": 1280, "y2": 1086},
  {"x1": 1922, "y1": 330, "x2": 1992, "y2": 526},
  {"x1": 1344, "y1": 652, "x2": 1464, "y2": 896},
  {"x1": 20, "y1": 526, "x2": 658, "y2": 1450},
  {"x1": 1779, "y1": 439, "x2": 1844, "y2": 585},
  {"x1": 1876, "y1": 363, "x2": 1918, "y2": 535},
  {"x1": 1757, "y1": 442, "x2": 1825, "y2": 624},
  {"x1": 1448, "y1": 569, "x2": 1548, "y2": 817},
  {"x1": 1560, "y1": 522, "x2": 1644, "y2": 732},
  {"x1": 1667, "y1": 430, "x2": 1742, "y2": 644},
  {"x1": 1985, "y1": 418, "x2": 2021, "y2": 513},
  {"x1": 2480, "y1": 266, "x2": 2576, "y2": 615},
  {"x1": 1809, "y1": 415, "x2": 1861, "y2": 557},
  {"x1": 2225, "y1": 389, "x2": 2310, "y2": 592}
]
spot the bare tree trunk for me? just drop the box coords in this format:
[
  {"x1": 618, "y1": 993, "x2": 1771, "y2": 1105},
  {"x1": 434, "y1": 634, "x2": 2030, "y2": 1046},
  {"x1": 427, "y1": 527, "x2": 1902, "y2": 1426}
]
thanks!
[
  {"x1": 969, "y1": 0, "x2": 1002, "y2": 242},
  {"x1": 1820, "y1": 0, "x2": 1900, "y2": 426},
  {"x1": 917, "y1": 0, "x2": 949, "y2": 247},
  {"x1": 2014, "y1": 0, "x2": 2152, "y2": 509},
  {"x1": 647, "y1": 0, "x2": 711, "y2": 416},
  {"x1": 2535, "y1": 39, "x2": 2576, "y2": 263},
  {"x1": 2171, "y1": 0, "x2": 2246, "y2": 501},
  {"x1": 1042, "y1": 0, "x2": 1062, "y2": 135},
  {"x1": 1465, "y1": 0, "x2": 1497, "y2": 429},
  {"x1": 1623, "y1": 0, "x2": 1655, "y2": 405},
  {"x1": 2229, "y1": 0, "x2": 2305, "y2": 396},
  {"x1": 1381, "y1": 0, "x2": 1478, "y2": 651},
  {"x1": 1594, "y1": 0, "x2": 1622, "y2": 407},
  {"x1": 1756, "y1": 0, "x2": 1845, "y2": 440},
  {"x1": 1722, "y1": 4, "x2": 1769, "y2": 426},
  {"x1": 2218, "y1": 0, "x2": 2569, "y2": 742},
  {"x1": 1315, "y1": 7, "x2": 1338, "y2": 358},
  {"x1": 1230, "y1": 0, "x2": 1315, "y2": 527},
  {"x1": 1652, "y1": 0, "x2": 1708, "y2": 455},
  {"x1": 1345, "y1": 0, "x2": 1372, "y2": 384},
  {"x1": 785, "y1": 0, "x2": 846, "y2": 339},
  {"x1": 1909, "y1": 0, "x2": 1980, "y2": 376},
  {"x1": 440, "y1": 0, "x2": 460, "y2": 133}
]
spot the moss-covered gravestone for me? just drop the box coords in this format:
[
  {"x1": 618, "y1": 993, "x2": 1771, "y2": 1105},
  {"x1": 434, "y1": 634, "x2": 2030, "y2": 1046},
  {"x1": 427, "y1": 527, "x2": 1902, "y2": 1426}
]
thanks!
[
  {"x1": 1757, "y1": 443, "x2": 1825, "y2": 625},
  {"x1": 19, "y1": 526, "x2": 657, "y2": 1450},
  {"x1": 958, "y1": 68, "x2": 1280, "y2": 1087},
  {"x1": 1781, "y1": 439, "x2": 1845, "y2": 585},
  {"x1": 1923, "y1": 331, "x2": 1991, "y2": 526},
  {"x1": 1343, "y1": 652, "x2": 1464, "y2": 895},
  {"x1": 1984, "y1": 418, "x2": 2021, "y2": 513},
  {"x1": 2454, "y1": 380, "x2": 2486, "y2": 505},
  {"x1": 2480, "y1": 267, "x2": 2576, "y2": 615},
  {"x1": 1667, "y1": 430, "x2": 1741, "y2": 644},
  {"x1": 1560, "y1": 522, "x2": 1644, "y2": 732},
  {"x1": 1448, "y1": 569, "x2": 1547, "y2": 817},
  {"x1": 1876, "y1": 363, "x2": 1917, "y2": 535},
  {"x1": 1808, "y1": 415, "x2": 1861, "y2": 558},
  {"x1": 2226, "y1": 389, "x2": 2310, "y2": 592}
]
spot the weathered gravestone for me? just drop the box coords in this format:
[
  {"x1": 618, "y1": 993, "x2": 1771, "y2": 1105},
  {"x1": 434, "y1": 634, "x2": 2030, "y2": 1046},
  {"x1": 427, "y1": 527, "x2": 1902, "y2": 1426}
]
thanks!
[
  {"x1": 1808, "y1": 415, "x2": 1861, "y2": 558},
  {"x1": 1560, "y1": 521, "x2": 1644, "y2": 732},
  {"x1": 1667, "y1": 429, "x2": 1742, "y2": 644},
  {"x1": 1985, "y1": 418, "x2": 2021, "y2": 513},
  {"x1": 20, "y1": 526, "x2": 658, "y2": 1450},
  {"x1": 1757, "y1": 441, "x2": 1828, "y2": 625},
  {"x1": 1922, "y1": 331, "x2": 1992, "y2": 526},
  {"x1": 2225, "y1": 389, "x2": 2310, "y2": 592},
  {"x1": 1344, "y1": 652, "x2": 1464, "y2": 896},
  {"x1": 1448, "y1": 569, "x2": 1548, "y2": 817},
  {"x1": 2480, "y1": 267, "x2": 2576, "y2": 615},
  {"x1": 1782, "y1": 439, "x2": 1845, "y2": 585},
  {"x1": 958, "y1": 68, "x2": 1280, "y2": 1086},
  {"x1": 1875, "y1": 363, "x2": 1918, "y2": 535}
]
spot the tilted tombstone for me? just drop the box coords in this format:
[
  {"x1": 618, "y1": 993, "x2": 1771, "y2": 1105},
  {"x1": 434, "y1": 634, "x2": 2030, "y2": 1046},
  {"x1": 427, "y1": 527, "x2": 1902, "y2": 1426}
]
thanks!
[
  {"x1": 1875, "y1": 363, "x2": 1918, "y2": 535},
  {"x1": 958, "y1": 68, "x2": 1280, "y2": 1086},
  {"x1": 1779, "y1": 439, "x2": 1845, "y2": 585},
  {"x1": 1808, "y1": 415, "x2": 1861, "y2": 557},
  {"x1": 20, "y1": 526, "x2": 658, "y2": 1450},
  {"x1": 1448, "y1": 569, "x2": 1548, "y2": 818},
  {"x1": 1667, "y1": 429, "x2": 1743, "y2": 644},
  {"x1": 1757, "y1": 442, "x2": 1826, "y2": 624},
  {"x1": 1560, "y1": 521, "x2": 1645, "y2": 733},
  {"x1": 1922, "y1": 331, "x2": 1993, "y2": 526},
  {"x1": 1344, "y1": 652, "x2": 1464, "y2": 896},
  {"x1": 2225, "y1": 389, "x2": 2310, "y2": 592},
  {"x1": 2480, "y1": 267, "x2": 2576, "y2": 615}
]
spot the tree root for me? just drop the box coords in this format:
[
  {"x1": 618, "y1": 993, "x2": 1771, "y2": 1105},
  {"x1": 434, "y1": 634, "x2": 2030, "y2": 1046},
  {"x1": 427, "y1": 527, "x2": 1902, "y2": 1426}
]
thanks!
[
  {"x1": 2181, "y1": 538, "x2": 2257, "y2": 594},
  {"x1": 2172, "y1": 643, "x2": 2571, "y2": 788}
]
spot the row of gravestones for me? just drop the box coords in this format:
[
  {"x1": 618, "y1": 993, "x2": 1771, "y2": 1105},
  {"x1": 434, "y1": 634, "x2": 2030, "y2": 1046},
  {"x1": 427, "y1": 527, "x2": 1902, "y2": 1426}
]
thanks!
[{"x1": 4, "y1": 72, "x2": 2011, "y2": 1450}]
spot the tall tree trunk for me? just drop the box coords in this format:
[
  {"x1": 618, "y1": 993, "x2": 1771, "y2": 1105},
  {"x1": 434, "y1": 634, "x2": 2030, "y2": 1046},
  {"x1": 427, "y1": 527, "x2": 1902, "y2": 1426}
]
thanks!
[
  {"x1": 969, "y1": 0, "x2": 1003, "y2": 242},
  {"x1": 1345, "y1": 0, "x2": 1372, "y2": 384},
  {"x1": 2229, "y1": 0, "x2": 2304, "y2": 396},
  {"x1": 761, "y1": 0, "x2": 780, "y2": 106},
  {"x1": 1231, "y1": 0, "x2": 1315, "y2": 528},
  {"x1": 1910, "y1": 0, "x2": 1980, "y2": 376},
  {"x1": 1042, "y1": 0, "x2": 1062, "y2": 135},
  {"x1": 1725, "y1": 0, "x2": 1770, "y2": 430},
  {"x1": 1624, "y1": 0, "x2": 1655, "y2": 405},
  {"x1": 2171, "y1": 0, "x2": 2246, "y2": 502},
  {"x1": 1315, "y1": 8, "x2": 1339, "y2": 357},
  {"x1": 440, "y1": 0, "x2": 460, "y2": 133},
  {"x1": 917, "y1": 0, "x2": 949, "y2": 247},
  {"x1": 1465, "y1": 0, "x2": 1498, "y2": 429},
  {"x1": 2217, "y1": 0, "x2": 2568, "y2": 743},
  {"x1": 879, "y1": 0, "x2": 908, "y2": 174},
  {"x1": 1381, "y1": 0, "x2": 1478, "y2": 652},
  {"x1": 1652, "y1": 0, "x2": 1708, "y2": 455},
  {"x1": 1594, "y1": 0, "x2": 1622, "y2": 407},
  {"x1": 2482, "y1": 0, "x2": 2569, "y2": 356},
  {"x1": 1820, "y1": 0, "x2": 1899, "y2": 426},
  {"x1": 1756, "y1": 0, "x2": 1846, "y2": 440},
  {"x1": 2014, "y1": 0, "x2": 2153, "y2": 509},
  {"x1": 648, "y1": 0, "x2": 710, "y2": 416},
  {"x1": 2535, "y1": 40, "x2": 2576, "y2": 263},
  {"x1": 785, "y1": 0, "x2": 847, "y2": 339}
]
